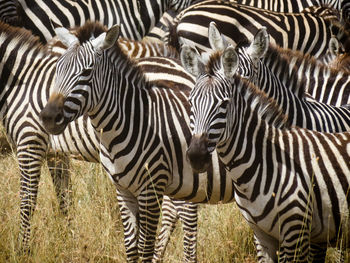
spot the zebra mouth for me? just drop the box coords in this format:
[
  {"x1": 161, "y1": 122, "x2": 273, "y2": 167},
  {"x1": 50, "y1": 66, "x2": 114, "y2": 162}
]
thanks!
[
  {"x1": 187, "y1": 133, "x2": 211, "y2": 173},
  {"x1": 40, "y1": 93, "x2": 68, "y2": 135}
]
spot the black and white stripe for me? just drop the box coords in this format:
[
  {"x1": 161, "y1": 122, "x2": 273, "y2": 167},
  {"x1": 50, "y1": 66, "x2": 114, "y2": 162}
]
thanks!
[
  {"x1": 16, "y1": 0, "x2": 195, "y2": 43},
  {"x1": 0, "y1": 21, "x2": 201, "y2": 261},
  {"x1": 182, "y1": 44, "x2": 350, "y2": 262},
  {"x1": 40, "y1": 24, "x2": 235, "y2": 262},
  {"x1": 233, "y1": 0, "x2": 343, "y2": 12},
  {"x1": 208, "y1": 23, "x2": 350, "y2": 133},
  {"x1": 170, "y1": 0, "x2": 349, "y2": 58}
]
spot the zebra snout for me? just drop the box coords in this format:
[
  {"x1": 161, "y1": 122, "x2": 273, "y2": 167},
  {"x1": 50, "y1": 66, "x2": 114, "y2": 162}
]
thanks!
[
  {"x1": 187, "y1": 133, "x2": 211, "y2": 173},
  {"x1": 40, "y1": 93, "x2": 67, "y2": 135}
]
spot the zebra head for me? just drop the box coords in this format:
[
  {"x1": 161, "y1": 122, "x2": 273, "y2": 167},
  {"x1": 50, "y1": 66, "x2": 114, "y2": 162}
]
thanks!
[
  {"x1": 40, "y1": 25, "x2": 120, "y2": 135},
  {"x1": 181, "y1": 44, "x2": 239, "y2": 173},
  {"x1": 207, "y1": 22, "x2": 269, "y2": 85}
]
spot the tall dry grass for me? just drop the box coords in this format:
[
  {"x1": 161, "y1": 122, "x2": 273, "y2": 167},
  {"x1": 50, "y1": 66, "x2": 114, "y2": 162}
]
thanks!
[
  {"x1": 0, "y1": 152, "x2": 255, "y2": 262},
  {"x1": 0, "y1": 150, "x2": 347, "y2": 262}
]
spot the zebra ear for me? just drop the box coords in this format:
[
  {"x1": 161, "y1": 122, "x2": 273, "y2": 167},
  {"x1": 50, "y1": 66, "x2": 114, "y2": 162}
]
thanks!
[
  {"x1": 180, "y1": 45, "x2": 205, "y2": 77},
  {"x1": 91, "y1": 24, "x2": 120, "y2": 51},
  {"x1": 221, "y1": 46, "x2": 239, "y2": 79},
  {"x1": 208, "y1": 21, "x2": 226, "y2": 51},
  {"x1": 247, "y1": 27, "x2": 269, "y2": 62},
  {"x1": 54, "y1": 27, "x2": 79, "y2": 47}
]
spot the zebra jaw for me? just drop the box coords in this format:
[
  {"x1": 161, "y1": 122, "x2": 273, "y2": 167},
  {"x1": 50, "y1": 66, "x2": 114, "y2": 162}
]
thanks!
[
  {"x1": 40, "y1": 93, "x2": 67, "y2": 135},
  {"x1": 186, "y1": 133, "x2": 211, "y2": 173}
]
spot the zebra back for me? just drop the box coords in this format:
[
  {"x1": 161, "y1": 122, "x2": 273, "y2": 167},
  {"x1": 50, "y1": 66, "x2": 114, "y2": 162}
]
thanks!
[
  {"x1": 171, "y1": 0, "x2": 349, "y2": 58},
  {"x1": 16, "y1": 0, "x2": 196, "y2": 43},
  {"x1": 233, "y1": 0, "x2": 343, "y2": 12}
]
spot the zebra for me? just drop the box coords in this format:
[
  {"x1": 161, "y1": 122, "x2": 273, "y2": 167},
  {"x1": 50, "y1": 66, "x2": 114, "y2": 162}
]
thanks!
[
  {"x1": 0, "y1": 20, "x2": 202, "y2": 261},
  {"x1": 15, "y1": 0, "x2": 197, "y2": 43},
  {"x1": 39, "y1": 24, "x2": 236, "y2": 262},
  {"x1": 0, "y1": 0, "x2": 19, "y2": 25},
  {"x1": 169, "y1": 0, "x2": 350, "y2": 58},
  {"x1": 181, "y1": 42, "x2": 350, "y2": 262},
  {"x1": 206, "y1": 22, "x2": 350, "y2": 133},
  {"x1": 231, "y1": 0, "x2": 344, "y2": 13}
]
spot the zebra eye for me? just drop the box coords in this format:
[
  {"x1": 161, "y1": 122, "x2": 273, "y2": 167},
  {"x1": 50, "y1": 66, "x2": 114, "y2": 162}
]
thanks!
[
  {"x1": 81, "y1": 68, "x2": 92, "y2": 76},
  {"x1": 220, "y1": 98, "x2": 230, "y2": 108}
]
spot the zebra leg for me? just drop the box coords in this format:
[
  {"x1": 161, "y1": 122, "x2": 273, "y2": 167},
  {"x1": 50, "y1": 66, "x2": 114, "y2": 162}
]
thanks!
[
  {"x1": 176, "y1": 200, "x2": 198, "y2": 263},
  {"x1": 153, "y1": 195, "x2": 179, "y2": 263},
  {"x1": 47, "y1": 152, "x2": 71, "y2": 215},
  {"x1": 17, "y1": 145, "x2": 46, "y2": 252},
  {"x1": 309, "y1": 244, "x2": 327, "y2": 263},
  {"x1": 137, "y1": 187, "x2": 164, "y2": 262},
  {"x1": 252, "y1": 227, "x2": 278, "y2": 263},
  {"x1": 117, "y1": 188, "x2": 140, "y2": 263}
]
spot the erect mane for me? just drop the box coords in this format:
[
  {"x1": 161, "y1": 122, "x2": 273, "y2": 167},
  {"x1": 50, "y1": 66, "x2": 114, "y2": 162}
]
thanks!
[
  {"x1": 264, "y1": 44, "x2": 308, "y2": 99},
  {"x1": 205, "y1": 50, "x2": 290, "y2": 129},
  {"x1": 73, "y1": 20, "x2": 108, "y2": 43},
  {"x1": 237, "y1": 76, "x2": 290, "y2": 129},
  {"x1": 329, "y1": 52, "x2": 350, "y2": 71},
  {"x1": 0, "y1": 20, "x2": 49, "y2": 55}
]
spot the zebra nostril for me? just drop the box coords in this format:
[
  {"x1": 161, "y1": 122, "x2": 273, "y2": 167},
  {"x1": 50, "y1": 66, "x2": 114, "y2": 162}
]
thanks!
[{"x1": 55, "y1": 113, "x2": 64, "y2": 125}]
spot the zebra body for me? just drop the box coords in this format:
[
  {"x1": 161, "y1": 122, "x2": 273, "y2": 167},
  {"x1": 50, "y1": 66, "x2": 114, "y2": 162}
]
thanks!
[
  {"x1": 232, "y1": 0, "x2": 343, "y2": 12},
  {"x1": 182, "y1": 41, "x2": 350, "y2": 262},
  {"x1": 0, "y1": 21, "x2": 200, "y2": 261},
  {"x1": 208, "y1": 23, "x2": 350, "y2": 133},
  {"x1": 16, "y1": 0, "x2": 195, "y2": 43},
  {"x1": 40, "y1": 24, "x2": 235, "y2": 262},
  {"x1": 0, "y1": 0, "x2": 18, "y2": 25},
  {"x1": 171, "y1": 0, "x2": 347, "y2": 58}
]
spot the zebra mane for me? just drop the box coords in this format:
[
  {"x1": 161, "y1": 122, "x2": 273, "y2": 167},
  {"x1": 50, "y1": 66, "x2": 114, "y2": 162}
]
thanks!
[
  {"x1": 72, "y1": 20, "x2": 107, "y2": 43},
  {"x1": 238, "y1": 76, "x2": 291, "y2": 130},
  {"x1": 329, "y1": 52, "x2": 350, "y2": 71},
  {"x1": 206, "y1": 51, "x2": 290, "y2": 129},
  {"x1": 263, "y1": 44, "x2": 308, "y2": 99},
  {"x1": 0, "y1": 20, "x2": 50, "y2": 56}
]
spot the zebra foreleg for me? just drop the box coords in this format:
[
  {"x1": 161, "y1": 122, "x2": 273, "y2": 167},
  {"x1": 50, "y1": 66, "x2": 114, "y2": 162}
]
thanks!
[
  {"x1": 175, "y1": 200, "x2": 198, "y2": 263},
  {"x1": 137, "y1": 187, "x2": 164, "y2": 263},
  {"x1": 47, "y1": 152, "x2": 71, "y2": 215},
  {"x1": 17, "y1": 147, "x2": 46, "y2": 252},
  {"x1": 117, "y1": 188, "x2": 140, "y2": 263},
  {"x1": 309, "y1": 244, "x2": 327, "y2": 263},
  {"x1": 252, "y1": 226, "x2": 278, "y2": 263},
  {"x1": 153, "y1": 195, "x2": 179, "y2": 263}
]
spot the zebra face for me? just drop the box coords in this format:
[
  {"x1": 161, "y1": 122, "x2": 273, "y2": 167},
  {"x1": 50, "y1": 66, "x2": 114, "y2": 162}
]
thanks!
[
  {"x1": 40, "y1": 25, "x2": 120, "y2": 135},
  {"x1": 187, "y1": 76, "x2": 232, "y2": 172},
  {"x1": 181, "y1": 44, "x2": 238, "y2": 173}
]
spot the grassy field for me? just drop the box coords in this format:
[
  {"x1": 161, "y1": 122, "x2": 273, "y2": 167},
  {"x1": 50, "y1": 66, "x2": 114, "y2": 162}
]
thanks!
[{"x1": 0, "y1": 151, "x2": 347, "y2": 262}]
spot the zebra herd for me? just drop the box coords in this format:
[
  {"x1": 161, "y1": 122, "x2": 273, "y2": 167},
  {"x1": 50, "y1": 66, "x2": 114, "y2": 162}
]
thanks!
[{"x1": 2, "y1": 0, "x2": 350, "y2": 262}]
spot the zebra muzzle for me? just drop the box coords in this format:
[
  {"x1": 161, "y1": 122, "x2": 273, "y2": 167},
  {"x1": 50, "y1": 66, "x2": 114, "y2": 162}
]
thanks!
[
  {"x1": 40, "y1": 93, "x2": 67, "y2": 135},
  {"x1": 186, "y1": 133, "x2": 211, "y2": 173}
]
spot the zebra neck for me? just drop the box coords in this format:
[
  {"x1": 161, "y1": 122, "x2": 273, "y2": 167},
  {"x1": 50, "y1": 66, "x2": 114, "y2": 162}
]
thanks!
[
  {"x1": 88, "y1": 47, "x2": 149, "y2": 133},
  {"x1": 283, "y1": 47, "x2": 350, "y2": 105},
  {"x1": 259, "y1": 46, "x2": 305, "y2": 100}
]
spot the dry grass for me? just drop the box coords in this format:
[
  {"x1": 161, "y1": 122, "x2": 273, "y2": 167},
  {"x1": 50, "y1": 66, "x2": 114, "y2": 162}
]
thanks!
[
  {"x1": 0, "y1": 152, "x2": 255, "y2": 262},
  {"x1": 0, "y1": 151, "x2": 347, "y2": 262}
]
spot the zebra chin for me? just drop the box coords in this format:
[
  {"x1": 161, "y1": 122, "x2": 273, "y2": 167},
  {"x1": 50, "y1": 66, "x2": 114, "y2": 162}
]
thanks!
[
  {"x1": 40, "y1": 93, "x2": 68, "y2": 135},
  {"x1": 186, "y1": 133, "x2": 211, "y2": 174}
]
